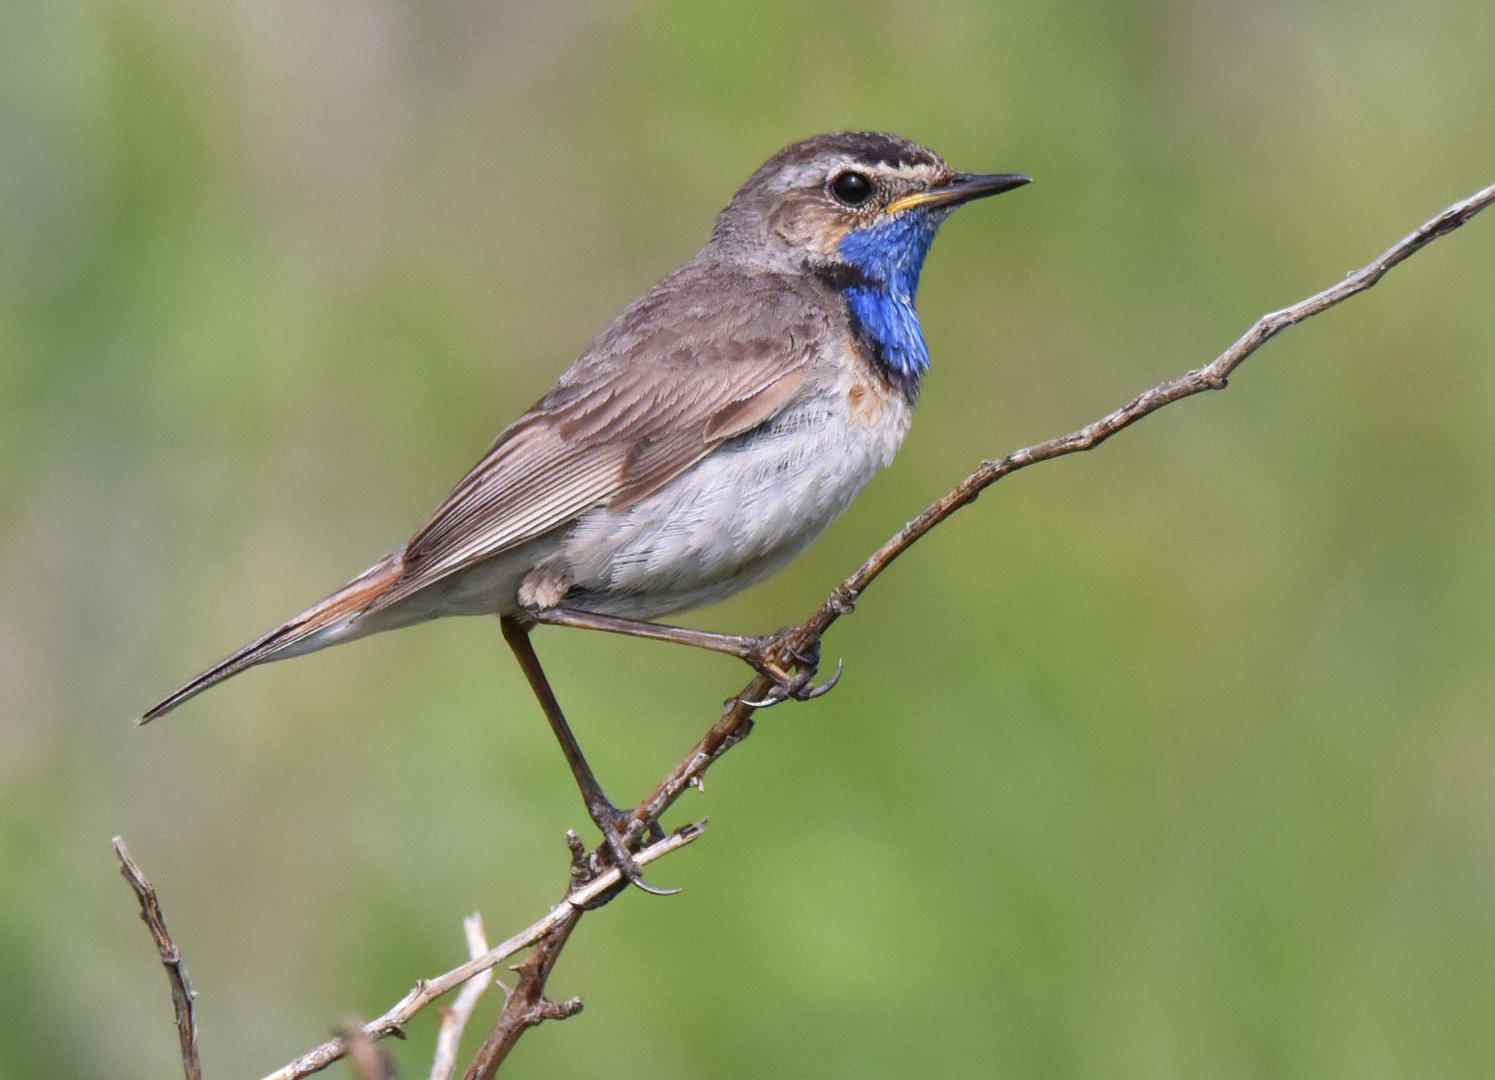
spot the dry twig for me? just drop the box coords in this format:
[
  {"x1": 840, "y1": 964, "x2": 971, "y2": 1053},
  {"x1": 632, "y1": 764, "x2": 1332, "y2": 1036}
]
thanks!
[
  {"x1": 260, "y1": 822, "x2": 703, "y2": 1080},
  {"x1": 131, "y1": 179, "x2": 1495, "y2": 1080},
  {"x1": 113, "y1": 837, "x2": 202, "y2": 1080},
  {"x1": 429, "y1": 915, "x2": 499, "y2": 1080},
  {"x1": 785, "y1": 178, "x2": 1495, "y2": 664},
  {"x1": 459, "y1": 909, "x2": 584, "y2": 1080}
]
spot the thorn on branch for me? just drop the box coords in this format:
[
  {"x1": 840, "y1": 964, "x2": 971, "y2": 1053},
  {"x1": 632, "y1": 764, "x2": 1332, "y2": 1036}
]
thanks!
[
  {"x1": 535, "y1": 997, "x2": 584, "y2": 1021},
  {"x1": 565, "y1": 830, "x2": 589, "y2": 883},
  {"x1": 460, "y1": 911, "x2": 584, "y2": 1080}
]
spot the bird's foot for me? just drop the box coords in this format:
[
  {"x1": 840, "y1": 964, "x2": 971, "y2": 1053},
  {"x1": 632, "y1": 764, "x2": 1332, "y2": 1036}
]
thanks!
[
  {"x1": 586, "y1": 801, "x2": 679, "y2": 897},
  {"x1": 739, "y1": 632, "x2": 842, "y2": 708}
]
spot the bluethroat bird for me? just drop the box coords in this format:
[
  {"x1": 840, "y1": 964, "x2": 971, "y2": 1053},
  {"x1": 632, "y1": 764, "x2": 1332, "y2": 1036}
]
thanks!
[{"x1": 140, "y1": 132, "x2": 1028, "y2": 888}]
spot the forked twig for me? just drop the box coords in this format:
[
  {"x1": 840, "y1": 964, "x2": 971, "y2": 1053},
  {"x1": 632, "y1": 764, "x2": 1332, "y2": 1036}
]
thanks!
[
  {"x1": 260, "y1": 822, "x2": 704, "y2": 1080},
  {"x1": 113, "y1": 837, "x2": 202, "y2": 1080},
  {"x1": 430, "y1": 914, "x2": 499, "y2": 1080},
  {"x1": 460, "y1": 909, "x2": 584, "y2": 1080}
]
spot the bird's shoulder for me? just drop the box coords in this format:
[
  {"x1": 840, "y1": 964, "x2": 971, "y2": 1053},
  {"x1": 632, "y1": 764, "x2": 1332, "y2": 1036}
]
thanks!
[
  {"x1": 555, "y1": 259, "x2": 845, "y2": 389},
  {"x1": 512, "y1": 260, "x2": 843, "y2": 466},
  {"x1": 380, "y1": 261, "x2": 842, "y2": 606}
]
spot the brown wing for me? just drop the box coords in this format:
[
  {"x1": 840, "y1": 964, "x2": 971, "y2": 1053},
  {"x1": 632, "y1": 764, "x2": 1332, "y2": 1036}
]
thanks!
[{"x1": 367, "y1": 269, "x2": 827, "y2": 612}]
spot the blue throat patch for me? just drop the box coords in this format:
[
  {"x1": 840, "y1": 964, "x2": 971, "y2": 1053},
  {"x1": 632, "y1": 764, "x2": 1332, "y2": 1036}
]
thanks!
[{"x1": 836, "y1": 210, "x2": 942, "y2": 380}]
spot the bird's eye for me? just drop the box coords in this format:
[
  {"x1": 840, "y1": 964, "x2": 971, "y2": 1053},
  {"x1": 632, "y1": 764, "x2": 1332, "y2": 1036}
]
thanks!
[{"x1": 830, "y1": 171, "x2": 873, "y2": 206}]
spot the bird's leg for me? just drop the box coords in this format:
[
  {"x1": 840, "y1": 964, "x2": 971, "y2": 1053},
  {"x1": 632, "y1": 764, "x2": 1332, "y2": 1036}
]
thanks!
[
  {"x1": 529, "y1": 607, "x2": 761, "y2": 659},
  {"x1": 499, "y1": 615, "x2": 676, "y2": 895},
  {"x1": 527, "y1": 606, "x2": 840, "y2": 705}
]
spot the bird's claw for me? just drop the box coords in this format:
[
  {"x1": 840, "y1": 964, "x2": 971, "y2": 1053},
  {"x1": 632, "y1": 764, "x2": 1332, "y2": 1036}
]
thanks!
[
  {"x1": 739, "y1": 634, "x2": 842, "y2": 708},
  {"x1": 800, "y1": 658, "x2": 842, "y2": 699},
  {"x1": 590, "y1": 805, "x2": 679, "y2": 896}
]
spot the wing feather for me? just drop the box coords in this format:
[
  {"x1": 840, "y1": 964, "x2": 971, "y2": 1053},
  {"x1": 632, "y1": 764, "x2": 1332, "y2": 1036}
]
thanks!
[{"x1": 367, "y1": 271, "x2": 830, "y2": 612}]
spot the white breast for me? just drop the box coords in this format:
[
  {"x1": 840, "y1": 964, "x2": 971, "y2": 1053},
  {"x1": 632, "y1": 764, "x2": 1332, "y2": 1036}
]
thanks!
[{"x1": 553, "y1": 353, "x2": 914, "y2": 619}]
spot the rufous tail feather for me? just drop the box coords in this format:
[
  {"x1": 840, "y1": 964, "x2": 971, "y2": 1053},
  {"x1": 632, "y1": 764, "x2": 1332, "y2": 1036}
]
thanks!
[{"x1": 136, "y1": 552, "x2": 404, "y2": 724}]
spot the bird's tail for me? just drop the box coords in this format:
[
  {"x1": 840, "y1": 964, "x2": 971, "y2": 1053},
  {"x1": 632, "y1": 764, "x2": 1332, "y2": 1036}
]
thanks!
[{"x1": 137, "y1": 552, "x2": 405, "y2": 724}]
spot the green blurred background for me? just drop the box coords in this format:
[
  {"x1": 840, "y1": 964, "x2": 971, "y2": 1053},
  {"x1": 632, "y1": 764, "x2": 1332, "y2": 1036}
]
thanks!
[{"x1": 4, "y1": 0, "x2": 1495, "y2": 1076}]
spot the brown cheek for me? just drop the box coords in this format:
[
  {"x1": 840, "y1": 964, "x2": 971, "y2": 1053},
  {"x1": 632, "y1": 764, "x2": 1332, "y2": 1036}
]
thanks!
[{"x1": 768, "y1": 198, "x2": 845, "y2": 256}]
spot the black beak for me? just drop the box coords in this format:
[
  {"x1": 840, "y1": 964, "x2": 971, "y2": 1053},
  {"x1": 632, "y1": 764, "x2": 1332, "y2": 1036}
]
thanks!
[
  {"x1": 937, "y1": 172, "x2": 1032, "y2": 206},
  {"x1": 887, "y1": 171, "x2": 1031, "y2": 213}
]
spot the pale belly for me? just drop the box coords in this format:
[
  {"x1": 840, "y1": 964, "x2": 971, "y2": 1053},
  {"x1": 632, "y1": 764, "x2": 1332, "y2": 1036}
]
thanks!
[
  {"x1": 554, "y1": 371, "x2": 914, "y2": 619},
  {"x1": 339, "y1": 361, "x2": 915, "y2": 636}
]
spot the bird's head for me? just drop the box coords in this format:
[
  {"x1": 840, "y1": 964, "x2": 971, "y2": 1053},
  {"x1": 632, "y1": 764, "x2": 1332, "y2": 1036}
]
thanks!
[
  {"x1": 709, "y1": 132, "x2": 1028, "y2": 380},
  {"x1": 710, "y1": 131, "x2": 1028, "y2": 286}
]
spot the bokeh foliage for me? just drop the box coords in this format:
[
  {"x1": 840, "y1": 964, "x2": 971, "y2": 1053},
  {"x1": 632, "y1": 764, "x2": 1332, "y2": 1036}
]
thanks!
[{"x1": 3, "y1": 0, "x2": 1495, "y2": 1076}]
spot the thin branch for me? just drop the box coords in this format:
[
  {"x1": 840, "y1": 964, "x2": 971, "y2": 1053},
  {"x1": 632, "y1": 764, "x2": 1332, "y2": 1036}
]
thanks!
[
  {"x1": 113, "y1": 837, "x2": 202, "y2": 1080},
  {"x1": 783, "y1": 179, "x2": 1495, "y2": 654},
  {"x1": 610, "y1": 180, "x2": 1495, "y2": 846},
  {"x1": 460, "y1": 910, "x2": 584, "y2": 1080},
  {"x1": 260, "y1": 178, "x2": 1495, "y2": 1079},
  {"x1": 259, "y1": 821, "x2": 703, "y2": 1080},
  {"x1": 430, "y1": 914, "x2": 498, "y2": 1080}
]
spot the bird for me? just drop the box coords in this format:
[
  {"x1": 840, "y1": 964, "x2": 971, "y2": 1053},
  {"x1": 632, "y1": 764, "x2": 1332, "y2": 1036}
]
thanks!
[{"x1": 139, "y1": 131, "x2": 1029, "y2": 888}]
